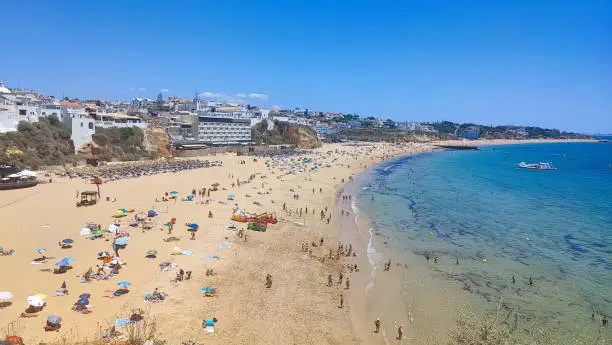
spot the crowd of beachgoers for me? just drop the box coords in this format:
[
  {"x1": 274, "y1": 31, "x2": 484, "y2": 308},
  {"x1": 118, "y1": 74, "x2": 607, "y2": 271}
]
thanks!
[{"x1": 59, "y1": 159, "x2": 223, "y2": 181}]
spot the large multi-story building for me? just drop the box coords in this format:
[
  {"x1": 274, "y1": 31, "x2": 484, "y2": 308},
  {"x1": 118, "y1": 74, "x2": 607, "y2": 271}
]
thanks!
[{"x1": 197, "y1": 116, "x2": 251, "y2": 144}]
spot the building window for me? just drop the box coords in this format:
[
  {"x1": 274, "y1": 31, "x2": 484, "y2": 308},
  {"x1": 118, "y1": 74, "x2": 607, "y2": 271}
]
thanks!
[
  {"x1": 88, "y1": 122, "x2": 94, "y2": 129},
  {"x1": 19, "y1": 109, "x2": 26, "y2": 115},
  {"x1": 81, "y1": 122, "x2": 84, "y2": 127}
]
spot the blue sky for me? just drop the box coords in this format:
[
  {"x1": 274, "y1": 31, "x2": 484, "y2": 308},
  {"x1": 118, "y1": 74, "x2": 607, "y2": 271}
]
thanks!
[{"x1": 1, "y1": 1, "x2": 610, "y2": 133}]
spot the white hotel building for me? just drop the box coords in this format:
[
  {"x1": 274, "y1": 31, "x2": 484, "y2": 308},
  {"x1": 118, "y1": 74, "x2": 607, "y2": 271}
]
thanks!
[{"x1": 197, "y1": 116, "x2": 251, "y2": 144}]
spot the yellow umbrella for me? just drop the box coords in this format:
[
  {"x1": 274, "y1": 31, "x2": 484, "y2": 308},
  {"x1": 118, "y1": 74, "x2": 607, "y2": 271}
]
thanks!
[
  {"x1": 35, "y1": 293, "x2": 48, "y2": 299},
  {"x1": 115, "y1": 210, "x2": 125, "y2": 215}
]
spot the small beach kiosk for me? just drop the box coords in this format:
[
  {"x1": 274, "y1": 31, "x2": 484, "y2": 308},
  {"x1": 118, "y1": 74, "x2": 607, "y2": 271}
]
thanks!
[{"x1": 77, "y1": 191, "x2": 98, "y2": 207}]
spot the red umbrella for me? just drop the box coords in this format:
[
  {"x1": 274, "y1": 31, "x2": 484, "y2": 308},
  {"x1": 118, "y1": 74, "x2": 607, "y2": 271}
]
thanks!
[{"x1": 6, "y1": 335, "x2": 23, "y2": 344}]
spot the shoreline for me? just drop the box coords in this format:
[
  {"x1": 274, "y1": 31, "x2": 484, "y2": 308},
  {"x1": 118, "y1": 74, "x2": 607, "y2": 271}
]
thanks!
[{"x1": 335, "y1": 138, "x2": 609, "y2": 345}]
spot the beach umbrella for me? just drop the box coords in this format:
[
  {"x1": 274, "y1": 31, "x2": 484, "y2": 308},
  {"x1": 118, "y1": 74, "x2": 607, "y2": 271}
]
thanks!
[
  {"x1": 114, "y1": 237, "x2": 130, "y2": 246},
  {"x1": 34, "y1": 248, "x2": 47, "y2": 254},
  {"x1": 98, "y1": 251, "x2": 110, "y2": 258},
  {"x1": 47, "y1": 315, "x2": 62, "y2": 324},
  {"x1": 117, "y1": 281, "x2": 131, "y2": 287},
  {"x1": 186, "y1": 195, "x2": 194, "y2": 201},
  {"x1": 78, "y1": 293, "x2": 91, "y2": 299},
  {"x1": 0, "y1": 291, "x2": 12, "y2": 300},
  {"x1": 146, "y1": 250, "x2": 157, "y2": 255},
  {"x1": 62, "y1": 239, "x2": 74, "y2": 244},
  {"x1": 56, "y1": 259, "x2": 70, "y2": 267},
  {"x1": 170, "y1": 191, "x2": 178, "y2": 195},
  {"x1": 187, "y1": 223, "x2": 199, "y2": 230},
  {"x1": 5, "y1": 336, "x2": 23, "y2": 344},
  {"x1": 130, "y1": 313, "x2": 144, "y2": 322},
  {"x1": 65, "y1": 257, "x2": 75, "y2": 263},
  {"x1": 228, "y1": 194, "x2": 235, "y2": 199},
  {"x1": 80, "y1": 228, "x2": 91, "y2": 236},
  {"x1": 115, "y1": 210, "x2": 125, "y2": 215},
  {"x1": 171, "y1": 217, "x2": 176, "y2": 223},
  {"x1": 61, "y1": 281, "x2": 67, "y2": 289},
  {"x1": 27, "y1": 295, "x2": 44, "y2": 307},
  {"x1": 120, "y1": 208, "x2": 128, "y2": 213},
  {"x1": 76, "y1": 298, "x2": 89, "y2": 306},
  {"x1": 108, "y1": 224, "x2": 118, "y2": 233}
]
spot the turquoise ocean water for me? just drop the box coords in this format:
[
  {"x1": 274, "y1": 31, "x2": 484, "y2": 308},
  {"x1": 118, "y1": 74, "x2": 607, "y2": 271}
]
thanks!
[{"x1": 358, "y1": 141, "x2": 612, "y2": 338}]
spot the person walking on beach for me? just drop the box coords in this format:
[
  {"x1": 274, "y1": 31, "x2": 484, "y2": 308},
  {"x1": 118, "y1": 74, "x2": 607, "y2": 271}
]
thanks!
[
  {"x1": 328, "y1": 274, "x2": 333, "y2": 287},
  {"x1": 339, "y1": 294, "x2": 344, "y2": 308},
  {"x1": 374, "y1": 319, "x2": 380, "y2": 333},
  {"x1": 265, "y1": 274, "x2": 272, "y2": 288},
  {"x1": 339, "y1": 272, "x2": 343, "y2": 284},
  {"x1": 397, "y1": 325, "x2": 403, "y2": 340},
  {"x1": 345, "y1": 277, "x2": 350, "y2": 290}
]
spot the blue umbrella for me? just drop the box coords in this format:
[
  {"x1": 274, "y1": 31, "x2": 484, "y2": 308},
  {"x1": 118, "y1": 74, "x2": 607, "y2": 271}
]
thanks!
[
  {"x1": 170, "y1": 191, "x2": 178, "y2": 195},
  {"x1": 187, "y1": 223, "x2": 199, "y2": 229},
  {"x1": 47, "y1": 315, "x2": 62, "y2": 324},
  {"x1": 186, "y1": 195, "x2": 194, "y2": 201},
  {"x1": 55, "y1": 259, "x2": 69, "y2": 267},
  {"x1": 62, "y1": 239, "x2": 74, "y2": 244},
  {"x1": 114, "y1": 237, "x2": 130, "y2": 246},
  {"x1": 117, "y1": 281, "x2": 131, "y2": 287},
  {"x1": 77, "y1": 298, "x2": 89, "y2": 305},
  {"x1": 79, "y1": 293, "x2": 91, "y2": 299},
  {"x1": 35, "y1": 248, "x2": 47, "y2": 254},
  {"x1": 65, "y1": 257, "x2": 75, "y2": 263},
  {"x1": 228, "y1": 194, "x2": 235, "y2": 199}
]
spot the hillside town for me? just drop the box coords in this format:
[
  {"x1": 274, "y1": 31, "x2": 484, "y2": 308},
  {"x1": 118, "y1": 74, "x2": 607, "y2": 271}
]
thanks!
[{"x1": 0, "y1": 81, "x2": 448, "y2": 152}]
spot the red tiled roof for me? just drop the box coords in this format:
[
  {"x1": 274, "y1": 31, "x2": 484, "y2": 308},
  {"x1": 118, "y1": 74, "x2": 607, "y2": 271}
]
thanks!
[{"x1": 60, "y1": 101, "x2": 81, "y2": 107}]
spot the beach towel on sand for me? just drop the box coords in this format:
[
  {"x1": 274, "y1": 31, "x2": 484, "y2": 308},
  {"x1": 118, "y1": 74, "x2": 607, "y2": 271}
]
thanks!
[{"x1": 114, "y1": 318, "x2": 131, "y2": 327}]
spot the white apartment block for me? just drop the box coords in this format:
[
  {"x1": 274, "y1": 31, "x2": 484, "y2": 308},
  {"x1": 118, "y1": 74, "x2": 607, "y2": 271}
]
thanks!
[{"x1": 198, "y1": 116, "x2": 251, "y2": 144}]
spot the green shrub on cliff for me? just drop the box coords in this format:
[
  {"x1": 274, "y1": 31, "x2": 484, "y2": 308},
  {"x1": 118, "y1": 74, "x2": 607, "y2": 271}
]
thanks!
[
  {"x1": 92, "y1": 126, "x2": 156, "y2": 161},
  {"x1": 252, "y1": 120, "x2": 321, "y2": 148},
  {"x1": 0, "y1": 115, "x2": 75, "y2": 169}
]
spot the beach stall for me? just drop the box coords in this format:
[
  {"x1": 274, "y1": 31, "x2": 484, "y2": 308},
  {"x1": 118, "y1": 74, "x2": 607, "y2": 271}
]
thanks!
[{"x1": 77, "y1": 191, "x2": 98, "y2": 207}]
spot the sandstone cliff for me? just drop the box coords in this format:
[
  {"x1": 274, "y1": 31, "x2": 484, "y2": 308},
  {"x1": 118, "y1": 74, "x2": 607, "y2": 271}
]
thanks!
[{"x1": 251, "y1": 120, "x2": 322, "y2": 149}]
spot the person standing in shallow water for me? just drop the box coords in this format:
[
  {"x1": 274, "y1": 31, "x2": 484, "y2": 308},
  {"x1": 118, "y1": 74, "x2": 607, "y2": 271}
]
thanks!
[
  {"x1": 529, "y1": 277, "x2": 533, "y2": 286},
  {"x1": 374, "y1": 319, "x2": 380, "y2": 333}
]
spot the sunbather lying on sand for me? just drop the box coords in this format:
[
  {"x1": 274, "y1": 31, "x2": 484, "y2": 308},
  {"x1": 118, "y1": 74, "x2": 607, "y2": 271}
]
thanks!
[
  {"x1": 0, "y1": 248, "x2": 15, "y2": 256},
  {"x1": 145, "y1": 288, "x2": 167, "y2": 302}
]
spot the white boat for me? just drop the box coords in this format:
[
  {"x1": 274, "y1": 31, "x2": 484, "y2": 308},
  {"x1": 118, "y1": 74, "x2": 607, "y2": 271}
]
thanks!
[{"x1": 517, "y1": 161, "x2": 557, "y2": 170}]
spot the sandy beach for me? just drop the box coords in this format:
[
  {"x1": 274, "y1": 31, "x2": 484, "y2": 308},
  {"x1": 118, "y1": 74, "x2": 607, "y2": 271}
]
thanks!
[
  {"x1": 0, "y1": 142, "x2": 434, "y2": 344},
  {"x1": 0, "y1": 138, "x2": 598, "y2": 345}
]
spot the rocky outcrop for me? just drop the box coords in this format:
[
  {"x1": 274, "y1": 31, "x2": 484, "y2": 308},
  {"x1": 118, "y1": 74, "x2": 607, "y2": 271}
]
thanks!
[
  {"x1": 144, "y1": 128, "x2": 171, "y2": 157},
  {"x1": 252, "y1": 120, "x2": 321, "y2": 149}
]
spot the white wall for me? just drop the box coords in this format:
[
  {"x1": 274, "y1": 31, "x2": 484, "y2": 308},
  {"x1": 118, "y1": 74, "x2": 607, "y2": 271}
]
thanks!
[{"x1": 70, "y1": 116, "x2": 95, "y2": 149}]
